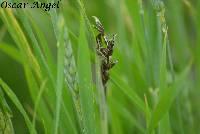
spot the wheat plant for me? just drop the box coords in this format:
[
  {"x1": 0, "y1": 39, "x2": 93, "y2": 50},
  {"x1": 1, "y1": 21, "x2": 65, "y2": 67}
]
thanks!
[{"x1": 0, "y1": 0, "x2": 200, "y2": 134}]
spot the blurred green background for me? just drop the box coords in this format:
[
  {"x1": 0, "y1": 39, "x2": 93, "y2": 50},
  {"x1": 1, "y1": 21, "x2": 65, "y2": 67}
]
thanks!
[{"x1": 0, "y1": 0, "x2": 200, "y2": 134}]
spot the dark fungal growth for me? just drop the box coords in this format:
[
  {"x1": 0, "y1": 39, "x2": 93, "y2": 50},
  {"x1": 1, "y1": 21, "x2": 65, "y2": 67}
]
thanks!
[{"x1": 93, "y1": 16, "x2": 118, "y2": 94}]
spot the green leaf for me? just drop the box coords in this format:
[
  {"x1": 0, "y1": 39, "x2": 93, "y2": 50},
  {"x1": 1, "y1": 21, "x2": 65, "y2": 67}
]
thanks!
[
  {"x1": 0, "y1": 78, "x2": 37, "y2": 134},
  {"x1": 111, "y1": 71, "x2": 146, "y2": 113},
  {"x1": 54, "y1": 16, "x2": 66, "y2": 134},
  {"x1": 0, "y1": 43, "x2": 22, "y2": 64},
  {"x1": 148, "y1": 63, "x2": 192, "y2": 132},
  {"x1": 31, "y1": 79, "x2": 47, "y2": 134},
  {"x1": 77, "y1": 16, "x2": 96, "y2": 134},
  {"x1": 159, "y1": 29, "x2": 167, "y2": 94},
  {"x1": 0, "y1": 8, "x2": 42, "y2": 81},
  {"x1": 14, "y1": 8, "x2": 56, "y2": 96},
  {"x1": 109, "y1": 98, "x2": 145, "y2": 133},
  {"x1": 27, "y1": 11, "x2": 56, "y2": 76},
  {"x1": 24, "y1": 64, "x2": 53, "y2": 134},
  {"x1": 0, "y1": 87, "x2": 12, "y2": 117}
]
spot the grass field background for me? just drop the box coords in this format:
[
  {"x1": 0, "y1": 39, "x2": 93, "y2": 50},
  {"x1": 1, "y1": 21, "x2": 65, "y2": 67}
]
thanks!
[{"x1": 0, "y1": 0, "x2": 200, "y2": 133}]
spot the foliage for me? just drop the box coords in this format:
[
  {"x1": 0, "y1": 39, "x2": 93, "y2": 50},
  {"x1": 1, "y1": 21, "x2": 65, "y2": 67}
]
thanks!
[{"x1": 0, "y1": 0, "x2": 199, "y2": 133}]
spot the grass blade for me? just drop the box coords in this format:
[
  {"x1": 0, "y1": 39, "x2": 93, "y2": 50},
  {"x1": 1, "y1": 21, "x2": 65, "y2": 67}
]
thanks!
[
  {"x1": 31, "y1": 79, "x2": 47, "y2": 134},
  {"x1": 77, "y1": 16, "x2": 96, "y2": 134},
  {"x1": 148, "y1": 62, "x2": 192, "y2": 132},
  {"x1": 0, "y1": 78, "x2": 37, "y2": 134},
  {"x1": 54, "y1": 16, "x2": 66, "y2": 134},
  {"x1": 0, "y1": 8, "x2": 42, "y2": 81},
  {"x1": 0, "y1": 43, "x2": 23, "y2": 64},
  {"x1": 110, "y1": 71, "x2": 146, "y2": 113}
]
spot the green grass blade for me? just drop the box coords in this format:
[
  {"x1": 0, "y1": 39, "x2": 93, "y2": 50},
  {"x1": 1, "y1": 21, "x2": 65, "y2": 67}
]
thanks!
[
  {"x1": 110, "y1": 71, "x2": 146, "y2": 113},
  {"x1": 0, "y1": 78, "x2": 37, "y2": 134},
  {"x1": 31, "y1": 79, "x2": 47, "y2": 134},
  {"x1": 148, "y1": 62, "x2": 192, "y2": 132},
  {"x1": 0, "y1": 8, "x2": 42, "y2": 81},
  {"x1": 109, "y1": 98, "x2": 145, "y2": 133},
  {"x1": 159, "y1": 26, "x2": 167, "y2": 93},
  {"x1": 144, "y1": 94, "x2": 151, "y2": 130},
  {"x1": 0, "y1": 25, "x2": 6, "y2": 41},
  {"x1": 0, "y1": 87, "x2": 12, "y2": 117},
  {"x1": 14, "y1": 9, "x2": 56, "y2": 89},
  {"x1": 77, "y1": 16, "x2": 96, "y2": 134},
  {"x1": 159, "y1": 113, "x2": 171, "y2": 134},
  {"x1": 27, "y1": 13, "x2": 56, "y2": 76},
  {"x1": 54, "y1": 16, "x2": 65, "y2": 134},
  {"x1": 0, "y1": 88, "x2": 14, "y2": 134},
  {"x1": 0, "y1": 43, "x2": 23, "y2": 64},
  {"x1": 24, "y1": 64, "x2": 53, "y2": 133}
]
